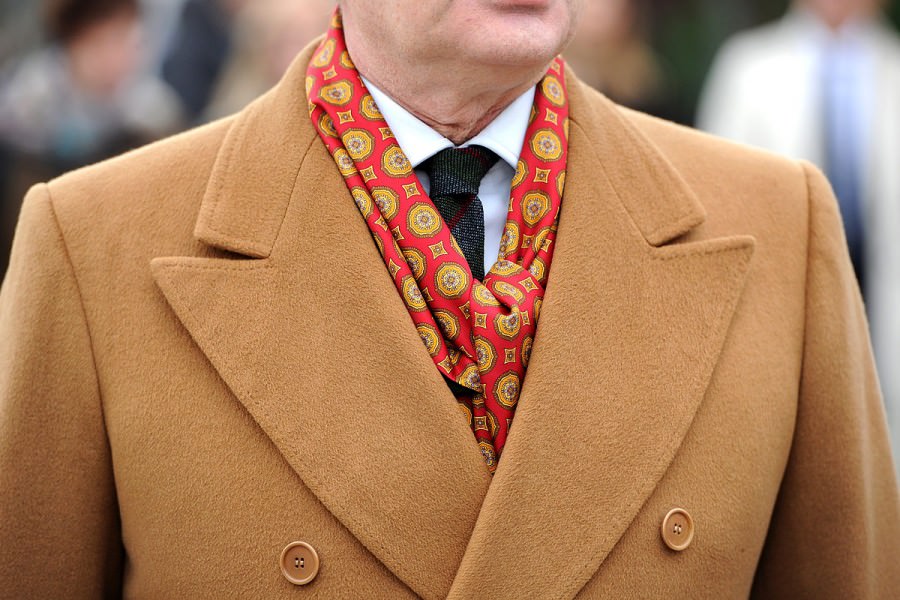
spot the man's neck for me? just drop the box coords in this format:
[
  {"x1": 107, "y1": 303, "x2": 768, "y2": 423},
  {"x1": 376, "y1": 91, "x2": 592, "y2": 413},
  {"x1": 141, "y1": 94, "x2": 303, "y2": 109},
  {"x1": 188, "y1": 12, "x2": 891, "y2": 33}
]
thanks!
[
  {"x1": 344, "y1": 26, "x2": 550, "y2": 145},
  {"x1": 360, "y1": 71, "x2": 542, "y2": 145}
]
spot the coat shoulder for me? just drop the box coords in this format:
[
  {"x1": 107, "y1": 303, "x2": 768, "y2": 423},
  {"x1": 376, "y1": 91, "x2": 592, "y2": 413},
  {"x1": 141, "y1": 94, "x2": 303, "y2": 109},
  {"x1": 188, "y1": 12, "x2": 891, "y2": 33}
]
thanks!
[
  {"x1": 50, "y1": 116, "x2": 231, "y2": 204},
  {"x1": 620, "y1": 103, "x2": 807, "y2": 190},
  {"x1": 572, "y1": 80, "x2": 811, "y2": 208},
  {"x1": 567, "y1": 76, "x2": 818, "y2": 255},
  {"x1": 616, "y1": 102, "x2": 813, "y2": 240},
  {"x1": 40, "y1": 116, "x2": 234, "y2": 259}
]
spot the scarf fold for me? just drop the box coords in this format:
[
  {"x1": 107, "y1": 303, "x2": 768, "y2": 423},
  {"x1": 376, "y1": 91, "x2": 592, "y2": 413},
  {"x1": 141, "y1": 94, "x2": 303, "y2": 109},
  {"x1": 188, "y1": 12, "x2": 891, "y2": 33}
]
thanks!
[{"x1": 307, "y1": 10, "x2": 569, "y2": 473}]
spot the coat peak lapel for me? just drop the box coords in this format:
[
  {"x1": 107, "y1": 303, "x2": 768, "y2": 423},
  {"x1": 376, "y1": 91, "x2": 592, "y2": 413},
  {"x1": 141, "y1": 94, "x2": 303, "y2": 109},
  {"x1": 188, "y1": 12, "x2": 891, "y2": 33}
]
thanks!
[
  {"x1": 448, "y1": 84, "x2": 755, "y2": 599},
  {"x1": 152, "y1": 41, "x2": 491, "y2": 600}
]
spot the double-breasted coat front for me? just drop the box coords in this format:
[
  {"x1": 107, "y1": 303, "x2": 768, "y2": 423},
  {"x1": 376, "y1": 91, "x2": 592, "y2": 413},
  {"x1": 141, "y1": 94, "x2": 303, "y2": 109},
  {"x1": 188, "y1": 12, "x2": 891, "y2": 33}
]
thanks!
[{"x1": 1, "y1": 43, "x2": 898, "y2": 598}]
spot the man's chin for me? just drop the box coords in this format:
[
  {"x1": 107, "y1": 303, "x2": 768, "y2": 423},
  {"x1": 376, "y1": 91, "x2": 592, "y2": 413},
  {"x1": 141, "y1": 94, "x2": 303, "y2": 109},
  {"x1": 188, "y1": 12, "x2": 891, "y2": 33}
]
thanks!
[{"x1": 460, "y1": 34, "x2": 567, "y2": 70}]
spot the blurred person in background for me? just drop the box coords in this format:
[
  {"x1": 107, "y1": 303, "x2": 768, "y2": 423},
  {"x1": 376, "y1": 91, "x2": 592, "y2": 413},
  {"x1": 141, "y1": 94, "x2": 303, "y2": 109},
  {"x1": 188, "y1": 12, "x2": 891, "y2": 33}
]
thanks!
[
  {"x1": 697, "y1": 0, "x2": 900, "y2": 466},
  {"x1": 204, "y1": 0, "x2": 332, "y2": 120},
  {"x1": 0, "y1": 0, "x2": 183, "y2": 277},
  {"x1": 161, "y1": 0, "x2": 248, "y2": 123},
  {"x1": 564, "y1": 0, "x2": 673, "y2": 118},
  {"x1": 137, "y1": 0, "x2": 188, "y2": 74},
  {"x1": 0, "y1": 1, "x2": 42, "y2": 69}
]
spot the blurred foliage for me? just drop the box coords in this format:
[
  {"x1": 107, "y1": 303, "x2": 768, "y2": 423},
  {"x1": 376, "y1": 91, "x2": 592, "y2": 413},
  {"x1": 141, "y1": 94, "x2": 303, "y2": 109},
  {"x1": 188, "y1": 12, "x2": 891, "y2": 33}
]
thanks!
[{"x1": 891, "y1": 0, "x2": 900, "y2": 23}]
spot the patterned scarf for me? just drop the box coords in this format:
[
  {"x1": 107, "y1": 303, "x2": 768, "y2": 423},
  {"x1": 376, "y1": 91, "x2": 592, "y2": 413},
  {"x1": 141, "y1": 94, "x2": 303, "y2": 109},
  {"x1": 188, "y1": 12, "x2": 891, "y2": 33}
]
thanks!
[{"x1": 307, "y1": 11, "x2": 569, "y2": 473}]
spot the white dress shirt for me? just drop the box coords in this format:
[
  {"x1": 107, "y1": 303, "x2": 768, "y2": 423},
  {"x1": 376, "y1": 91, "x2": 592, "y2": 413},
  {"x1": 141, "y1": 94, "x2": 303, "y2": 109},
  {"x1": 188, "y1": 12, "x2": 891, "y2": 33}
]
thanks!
[{"x1": 362, "y1": 77, "x2": 535, "y2": 275}]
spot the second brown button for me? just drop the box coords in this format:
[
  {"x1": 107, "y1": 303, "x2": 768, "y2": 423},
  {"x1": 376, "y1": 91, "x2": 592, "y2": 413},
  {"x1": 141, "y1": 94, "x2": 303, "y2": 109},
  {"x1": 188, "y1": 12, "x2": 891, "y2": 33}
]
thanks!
[
  {"x1": 280, "y1": 541, "x2": 320, "y2": 585},
  {"x1": 661, "y1": 508, "x2": 694, "y2": 551}
]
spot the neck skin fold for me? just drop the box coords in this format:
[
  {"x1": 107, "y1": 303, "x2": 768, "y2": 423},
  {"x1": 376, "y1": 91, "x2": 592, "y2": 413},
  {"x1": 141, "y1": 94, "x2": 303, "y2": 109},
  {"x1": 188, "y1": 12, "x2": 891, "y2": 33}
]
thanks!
[{"x1": 341, "y1": 14, "x2": 552, "y2": 145}]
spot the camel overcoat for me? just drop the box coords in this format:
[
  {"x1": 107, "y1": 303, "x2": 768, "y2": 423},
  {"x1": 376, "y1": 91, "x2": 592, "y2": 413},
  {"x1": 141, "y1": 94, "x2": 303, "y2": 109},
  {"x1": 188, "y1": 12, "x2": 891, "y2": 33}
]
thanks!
[{"x1": 1, "y1": 43, "x2": 898, "y2": 599}]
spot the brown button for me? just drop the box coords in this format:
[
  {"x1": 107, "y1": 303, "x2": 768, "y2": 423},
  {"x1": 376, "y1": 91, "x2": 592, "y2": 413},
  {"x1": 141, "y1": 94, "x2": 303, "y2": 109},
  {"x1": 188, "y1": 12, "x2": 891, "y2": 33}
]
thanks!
[
  {"x1": 661, "y1": 508, "x2": 694, "y2": 551},
  {"x1": 280, "y1": 541, "x2": 320, "y2": 585}
]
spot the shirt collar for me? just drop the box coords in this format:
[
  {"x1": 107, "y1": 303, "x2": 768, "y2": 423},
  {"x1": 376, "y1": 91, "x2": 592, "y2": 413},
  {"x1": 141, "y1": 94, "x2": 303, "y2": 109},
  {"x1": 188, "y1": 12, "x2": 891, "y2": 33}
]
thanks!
[{"x1": 362, "y1": 76, "x2": 535, "y2": 170}]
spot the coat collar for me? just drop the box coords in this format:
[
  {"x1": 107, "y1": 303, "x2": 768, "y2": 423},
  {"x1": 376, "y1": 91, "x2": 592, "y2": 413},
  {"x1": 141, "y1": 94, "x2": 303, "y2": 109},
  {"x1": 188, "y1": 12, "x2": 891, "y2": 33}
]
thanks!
[
  {"x1": 190, "y1": 45, "x2": 705, "y2": 261},
  {"x1": 152, "y1": 43, "x2": 754, "y2": 599}
]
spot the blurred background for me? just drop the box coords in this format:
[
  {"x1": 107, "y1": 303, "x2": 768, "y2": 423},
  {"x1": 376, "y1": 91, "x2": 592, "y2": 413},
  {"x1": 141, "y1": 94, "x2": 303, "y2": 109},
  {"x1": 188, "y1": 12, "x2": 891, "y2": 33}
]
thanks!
[{"x1": 0, "y1": 0, "x2": 898, "y2": 461}]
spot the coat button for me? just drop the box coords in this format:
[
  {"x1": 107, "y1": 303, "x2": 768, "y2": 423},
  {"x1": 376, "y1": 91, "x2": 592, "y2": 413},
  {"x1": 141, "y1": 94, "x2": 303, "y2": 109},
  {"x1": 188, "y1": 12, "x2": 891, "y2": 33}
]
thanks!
[
  {"x1": 280, "y1": 541, "x2": 320, "y2": 585},
  {"x1": 661, "y1": 508, "x2": 694, "y2": 551}
]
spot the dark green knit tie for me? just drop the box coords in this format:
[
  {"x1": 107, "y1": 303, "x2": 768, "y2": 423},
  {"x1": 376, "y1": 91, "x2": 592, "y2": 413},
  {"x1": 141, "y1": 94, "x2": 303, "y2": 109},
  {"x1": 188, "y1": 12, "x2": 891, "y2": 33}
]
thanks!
[{"x1": 421, "y1": 146, "x2": 500, "y2": 281}]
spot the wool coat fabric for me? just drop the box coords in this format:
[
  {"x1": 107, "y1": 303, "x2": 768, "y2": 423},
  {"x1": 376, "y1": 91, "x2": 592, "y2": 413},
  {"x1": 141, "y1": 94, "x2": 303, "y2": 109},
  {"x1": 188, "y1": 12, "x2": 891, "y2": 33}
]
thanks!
[{"x1": 1, "y1": 42, "x2": 898, "y2": 599}]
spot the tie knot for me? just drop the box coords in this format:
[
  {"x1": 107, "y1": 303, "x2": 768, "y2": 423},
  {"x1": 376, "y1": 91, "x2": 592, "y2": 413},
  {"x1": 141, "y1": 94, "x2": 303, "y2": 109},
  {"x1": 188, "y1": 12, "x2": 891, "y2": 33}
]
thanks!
[{"x1": 421, "y1": 146, "x2": 500, "y2": 198}]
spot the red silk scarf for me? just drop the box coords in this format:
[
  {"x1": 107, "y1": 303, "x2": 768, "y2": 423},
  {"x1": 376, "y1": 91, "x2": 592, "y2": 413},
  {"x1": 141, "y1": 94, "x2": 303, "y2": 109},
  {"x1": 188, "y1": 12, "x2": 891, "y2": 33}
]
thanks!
[{"x1": 307, "y1": 12, "x2": 568, "y2": 473}]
